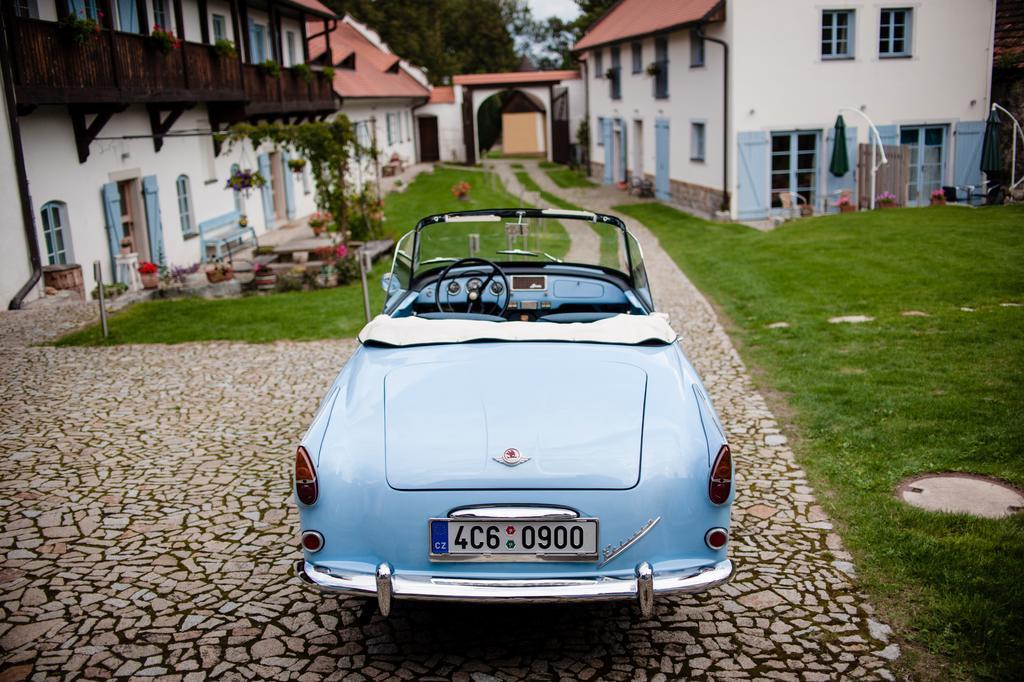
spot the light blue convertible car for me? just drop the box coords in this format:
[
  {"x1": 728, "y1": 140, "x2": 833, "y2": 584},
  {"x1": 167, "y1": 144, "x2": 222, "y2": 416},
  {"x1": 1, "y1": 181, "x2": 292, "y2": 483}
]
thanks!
[{"x1": 294, "y1": 208, "x2": 734, "y2": 617}]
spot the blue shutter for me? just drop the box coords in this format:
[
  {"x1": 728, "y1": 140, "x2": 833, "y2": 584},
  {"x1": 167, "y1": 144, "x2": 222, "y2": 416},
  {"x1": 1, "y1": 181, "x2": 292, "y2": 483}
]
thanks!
[
  {"x1": 954, "y1": 120, "x2": 986, "y2": 188},
  {"x1": 736, "y1": 131, "x2": 770, "y2": 219},
  {"x1": 258, "y1": 153, "x2": 274, "y2": 226},
  {"x1": 282, "y1": 152, "x2": 296, "y2": 219},
  {"x1": 655, "y1": 119, "x2": 670, "y2": 200},
  {"x1": 875, "y1": 124, "x2": 899, "y2": 148},
  {"x1": 618, "y1": 118, "x2": 628, "y2": 183},
  {"x1": 602, "y1": 118, "x2": 613, "y2": 184},
  {"x1": 142, "y1": 175, "x2": 166, "y2": 266},
  {"x1": 101, "y1": 182, "x2": 122, "y2": 282},
  {"x1": 826, "y1": 125, "x2": 857, "y2": 213}
]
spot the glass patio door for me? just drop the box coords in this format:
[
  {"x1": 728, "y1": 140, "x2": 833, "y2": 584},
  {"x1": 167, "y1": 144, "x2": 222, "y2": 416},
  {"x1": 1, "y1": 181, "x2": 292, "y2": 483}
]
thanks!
[
  {"x1": 770, "y1": 131, "x2": 819, "y2": 213},
  {"x1": 900, "y1": 126, "x2": 946, "y2": 206}
]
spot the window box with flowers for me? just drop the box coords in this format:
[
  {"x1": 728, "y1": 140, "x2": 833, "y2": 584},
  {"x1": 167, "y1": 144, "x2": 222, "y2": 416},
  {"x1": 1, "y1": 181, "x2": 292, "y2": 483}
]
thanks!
[
  {"x1": 308, "y1": 211, "x2": 333, "y2": 235},
  {"x1": 929, "y1": 189, "x2": 946, "y2": 206},
  {"x1": 212, "y1": 38, "x2": 237, "y2": 60},
  {"x1": 138, "y1": 261, "x2": 160, "y2": 289},
  {"x1": 57, "y1": 13, "x2": 102, "y2": 46},
  {"x1": 148, "y1": 25, "x2": 181, "y2": 55},
  {"x1": 875, "y1": 191, "x2": 898, "y2": 209}
]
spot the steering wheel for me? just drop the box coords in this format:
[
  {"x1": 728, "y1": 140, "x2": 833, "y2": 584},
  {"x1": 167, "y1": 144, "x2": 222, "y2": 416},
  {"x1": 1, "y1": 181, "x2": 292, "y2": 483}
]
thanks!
[{"x1": 435, "y1": 257, "x2": 511, "y2": 317}]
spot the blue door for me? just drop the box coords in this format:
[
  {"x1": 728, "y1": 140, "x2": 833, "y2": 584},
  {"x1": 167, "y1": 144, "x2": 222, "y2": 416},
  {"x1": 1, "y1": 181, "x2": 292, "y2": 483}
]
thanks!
[
  {"x1": 618, "y1": 118, "x2": 628, "y2": 183},
  {"x1": 141, "y1": 175, "x2": 166, "y2": 266},
  {"x1": 736, "y1": 131, "x2": 770, "y2": 220},
  {"x1": 602, "y1": 118, "x2": 613, "y2": 184},
  {"x1": 654, "y1": 119, "x2": 670, "y2": 200},
  {"x1": 101, "y1": 183, "x2": 122, "y2": 281},
  {"x1": 900, "y1": 125, "x2": 946, "y2": 206},
  {"x1": 258, "y1": 154, "x2": 274, "y2": 226},
  {"x1": 953, "y1": 120, "x2": 986, "y2": 197},
  {"x1": 282, "y1": 153, "x2": 296, "y2": 220}
]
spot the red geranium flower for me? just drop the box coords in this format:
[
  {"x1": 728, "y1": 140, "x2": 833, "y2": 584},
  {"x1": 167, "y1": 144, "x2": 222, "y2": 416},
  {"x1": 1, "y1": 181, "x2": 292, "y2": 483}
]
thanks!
[{"x1": 138, "y1": 261, "x2": 158, "y2": 274}]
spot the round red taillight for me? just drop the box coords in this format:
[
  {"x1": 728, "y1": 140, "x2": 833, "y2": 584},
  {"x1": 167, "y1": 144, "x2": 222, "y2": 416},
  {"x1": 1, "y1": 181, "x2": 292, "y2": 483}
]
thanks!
[
  {"x1": 705, "y1": 527, "x2": 729, "y2": 550},
  {"x1": 709, "y1": 444, "x2": 732, "y2": 505},
  {"x1": 301, "y1": 530, "x2": 324, "y2": 552},
  {"x1": 295, "y1": 446, "x2": 318, "y2": 505}
]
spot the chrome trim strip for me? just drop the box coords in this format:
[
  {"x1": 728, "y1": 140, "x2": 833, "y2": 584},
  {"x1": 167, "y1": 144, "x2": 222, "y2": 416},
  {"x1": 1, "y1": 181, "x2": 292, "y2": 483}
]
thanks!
[
  {"x1": 375, "y1": 563, "x2": 393, "y2": 616},
  {"x1": 296, "y1": 559, "x2": 733, "y2": 610},
  {"x1": 635, "y1": 562, "x2": 653, "y2": 617},
  {"x1": 448, "y1": 506, "x2": 580, "y2": 520},
  {"x1": 597, "y1": 516, "x2": 661, "y2": 568}
]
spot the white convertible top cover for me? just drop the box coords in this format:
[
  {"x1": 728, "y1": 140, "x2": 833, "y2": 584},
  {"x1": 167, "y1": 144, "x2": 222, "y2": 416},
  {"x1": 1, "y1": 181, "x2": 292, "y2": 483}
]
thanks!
[{"x1": 357, "y1": 313, "x2": 678, "y2": 346}]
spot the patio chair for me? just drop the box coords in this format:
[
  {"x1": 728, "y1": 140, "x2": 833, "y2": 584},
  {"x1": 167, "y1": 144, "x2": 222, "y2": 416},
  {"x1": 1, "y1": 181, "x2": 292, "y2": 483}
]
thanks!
[{"x1": 777, "y1": 191, "x2": 811, "y2": 218}]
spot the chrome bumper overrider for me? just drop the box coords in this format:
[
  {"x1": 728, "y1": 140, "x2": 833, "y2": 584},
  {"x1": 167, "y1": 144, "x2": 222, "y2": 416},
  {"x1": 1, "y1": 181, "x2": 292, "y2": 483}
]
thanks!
[{"x1": 295, "y1": 558, "x2": 733, "y2": 617}]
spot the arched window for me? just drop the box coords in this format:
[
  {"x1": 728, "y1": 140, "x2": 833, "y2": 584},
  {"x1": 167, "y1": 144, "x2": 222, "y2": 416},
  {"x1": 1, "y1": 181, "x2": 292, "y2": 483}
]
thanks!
[
  {"x1": 230, "y1": 163, "x2": 244, "y2": 214},
  {"x1": 176, "y1": 174, "x2": 196, "y2": 236},
  {"x1": 40, "y1": 201, "x2": 73, "y2": 265}
]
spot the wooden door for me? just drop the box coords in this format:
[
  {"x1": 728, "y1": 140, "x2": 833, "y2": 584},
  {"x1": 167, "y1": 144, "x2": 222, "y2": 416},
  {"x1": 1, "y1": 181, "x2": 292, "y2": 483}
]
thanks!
[
  {"x1": 418, "y1": 116, "x2": 440, "y2": 162},
  {"x1": 551, "y1": 86, "x2": 569, "y2": 164}
]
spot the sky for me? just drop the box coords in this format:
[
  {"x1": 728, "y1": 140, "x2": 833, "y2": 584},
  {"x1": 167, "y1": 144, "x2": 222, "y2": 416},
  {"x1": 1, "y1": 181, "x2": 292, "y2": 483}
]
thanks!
[{"x1": 526, "y1": 0, "x2": 581, "y2": 21}]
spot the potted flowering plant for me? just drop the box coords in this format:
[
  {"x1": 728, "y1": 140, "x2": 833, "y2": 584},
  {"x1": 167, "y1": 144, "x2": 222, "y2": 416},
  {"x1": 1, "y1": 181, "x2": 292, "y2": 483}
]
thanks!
[
  {"x1": 645, "y1": 62, "x2": 661, "y2": 77},
  {"x1": 308, "y1": 211, "x2": 332, "y2": 235},
  {"x1": 148, "y1": 25, "x2": 181, "y2": 54},
  {"x1": 205, "y1": 261, "x2": 234, "y2": 283},
  {"x1": 835, "y1": 195, "x2": 856, "y2": 213},
  {"x1": 138, "y1": 261, "x2": 160, "y2": 289},
  {"x1": 253, "y1": 262, "x2": 277, "y2": 291},
  {"x1": 225, "y1": 168, "x2": 265, "y2": 198},
  {"x1": 875, "y1": 191, "x2": 897, "y2": 209},
  {"x1": 213, "y1": 38, "x2": 237, "y2": 59},
  {"x1": 930, "y1": 188, "x2": 946, "y2": 206},
  {"x1": 57, "y1": 13, "x2": 101, "y2": 45},
  {"x1": 451, "y1": 181, "x2": 471, "y2": 201},
  {"x1": 259, "y1": 59, "x2": 281, "y2": 78},
  {"x1": 288, "y1": 158, "x2": 306, "y2": 174}
]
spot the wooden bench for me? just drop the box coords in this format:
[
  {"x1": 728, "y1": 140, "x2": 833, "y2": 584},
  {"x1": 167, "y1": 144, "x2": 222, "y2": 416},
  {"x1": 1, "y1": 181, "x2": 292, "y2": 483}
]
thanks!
[{"x1": 199, "y1": 210, "x2": 257, "y2": 262}]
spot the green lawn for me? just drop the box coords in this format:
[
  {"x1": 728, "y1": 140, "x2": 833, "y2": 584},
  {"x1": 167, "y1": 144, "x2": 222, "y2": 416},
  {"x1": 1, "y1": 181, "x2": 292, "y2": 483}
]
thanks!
[
  {"x1": 545, "y1": 165, "x2": 597, "y2": 189},
  {"x1": 58, "y1": 168, "x2": 556, "y2": 345},
  {"x1": 615, "y1": 203, "x2": 1024, "y2": 679},
  {"x1": 514, "y1": 170, "x2": 542, "y2": 193}
]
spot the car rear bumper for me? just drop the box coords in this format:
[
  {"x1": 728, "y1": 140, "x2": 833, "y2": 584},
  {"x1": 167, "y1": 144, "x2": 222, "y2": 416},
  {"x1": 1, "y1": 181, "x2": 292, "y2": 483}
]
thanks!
[{"x1": 295, "y1": 558, "x2": 733, "y2": 617}]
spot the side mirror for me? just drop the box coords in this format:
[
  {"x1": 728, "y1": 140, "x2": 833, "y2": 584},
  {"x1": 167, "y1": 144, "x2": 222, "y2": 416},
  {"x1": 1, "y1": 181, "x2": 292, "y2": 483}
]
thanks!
[{"x1": 380, "y1": 272, "x2": 400, "y2": 294}]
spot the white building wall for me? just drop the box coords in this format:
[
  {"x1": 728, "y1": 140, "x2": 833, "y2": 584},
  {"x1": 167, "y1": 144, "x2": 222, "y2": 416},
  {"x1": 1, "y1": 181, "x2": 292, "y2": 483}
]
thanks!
[
  {"x1": 341, "y1": 99, "x2": 421, "y2": 188},
  {"x1": 564, "y1": 78, "x2": 586, "y2": 146},
  {"x1": 0, "y1": 78, "x2": 35, "y2": 307},
  {"x1": 19, "y1": 104, "x2": 315, "y2": 299},
  {"x1": 416, "y1": 87, "x2": 466, "y2": 164}
]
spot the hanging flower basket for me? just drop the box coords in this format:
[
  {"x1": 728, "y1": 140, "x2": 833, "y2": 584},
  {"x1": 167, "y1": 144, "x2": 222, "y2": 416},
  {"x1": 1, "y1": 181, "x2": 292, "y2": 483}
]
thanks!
[
  {"x1": 148, "y1": 25, "x2": 181, "y2": 54},
  {"x1": 57, "y1": 14, "x2": 102, "y2": 46},
  {"x1": 645, "y1": 62, "x2": 661, "y2": 77},
  {"x1": 225, "y1": 168, "x2": 266, "y2": 197},
  {"x1": 288, "y1": 158, "x2": 307, "y2": 174}
]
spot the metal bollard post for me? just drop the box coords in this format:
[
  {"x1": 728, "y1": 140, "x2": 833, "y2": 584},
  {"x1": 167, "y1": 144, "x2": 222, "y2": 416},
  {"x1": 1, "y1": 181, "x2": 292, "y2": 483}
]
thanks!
[
  {"x1": 93, "y1": 261, "x2": 109, "y2": 339},
  {"x1": 358, "y1": 250, "x2": 372, "y2": 323},
  {"x1": 468, "y1": 233, "x2": 479, "y2": 257}
]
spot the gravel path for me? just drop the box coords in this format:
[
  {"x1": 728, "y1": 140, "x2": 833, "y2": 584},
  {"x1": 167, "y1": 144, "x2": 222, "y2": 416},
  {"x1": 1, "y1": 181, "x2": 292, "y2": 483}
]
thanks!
[{"x1": 0, "y1": 169, "x2": 898, "y2": 680}]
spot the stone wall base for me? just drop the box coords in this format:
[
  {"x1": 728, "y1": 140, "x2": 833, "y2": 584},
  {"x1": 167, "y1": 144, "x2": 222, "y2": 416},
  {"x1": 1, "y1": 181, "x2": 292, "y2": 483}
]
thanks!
[{"x1": 590, "y1": 161, "x2": 604, "y2": 180}]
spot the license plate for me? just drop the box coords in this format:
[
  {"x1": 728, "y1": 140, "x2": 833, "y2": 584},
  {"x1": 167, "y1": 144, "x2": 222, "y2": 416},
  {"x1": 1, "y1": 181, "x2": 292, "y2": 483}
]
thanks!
[{"x1": 429, "y1": 518, "x2": 599, "y2": 562}]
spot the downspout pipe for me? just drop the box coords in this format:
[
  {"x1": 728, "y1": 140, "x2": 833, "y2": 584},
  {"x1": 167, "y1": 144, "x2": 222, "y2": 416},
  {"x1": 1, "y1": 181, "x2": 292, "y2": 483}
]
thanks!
[
  {"x1": 1, "y1": 9, "x2": 42, "y2": 310},
  {"x1": 696, "y1": 23, "x2": 729, "y2": 212}
]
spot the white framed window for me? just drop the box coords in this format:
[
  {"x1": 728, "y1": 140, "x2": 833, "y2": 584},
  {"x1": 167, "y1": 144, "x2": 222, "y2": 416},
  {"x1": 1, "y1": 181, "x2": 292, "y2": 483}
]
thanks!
[
  {"x1": 690, "y1": 122, "x2": 706, "y2": 162},
  {"x1": 212, "y1": 14, "x2": 226, "y2": 42},
  {"x1": 631, "y1": 42, "x2": 642, "y2": 74},
  {"x1": 690, "y1": 29, "x2": 705, "y2": 67},
  {"x1": 176, "y1": 174, "x2": 196, "y2": 236},
  {"x1": 822, "y1": 10, "x2": 855, "y2": 59},
  {"x1": 40, "y1": 201, "x2": 73, "y2": 265},
  {"x1": 879, "y1": 8, "x2": 912, "y2": 57},
  {"x1": 387, "y1": 114, "x2": 397, "y2": 145},
  {"x1": 152, "y1": 0, "x2": 169, "y2": 29},
  {"x1": 596, "y1": 116, "x2": 605, "y2": 146},
  {"x1": 286, "y1": 31, "x2": 296, "y2": 66},
  {"x1": 406, "y1": 111, "x2": 412, "y2": 141},
  {"x1": 594, "y1": 49, "x2": 603, "y2": 78}
]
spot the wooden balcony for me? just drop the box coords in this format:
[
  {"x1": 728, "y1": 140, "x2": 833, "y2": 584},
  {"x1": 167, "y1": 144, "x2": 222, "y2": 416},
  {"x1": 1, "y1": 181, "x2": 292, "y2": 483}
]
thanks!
[{"x1": 7, "y1": 17, "x2": 334, "y2": 116}]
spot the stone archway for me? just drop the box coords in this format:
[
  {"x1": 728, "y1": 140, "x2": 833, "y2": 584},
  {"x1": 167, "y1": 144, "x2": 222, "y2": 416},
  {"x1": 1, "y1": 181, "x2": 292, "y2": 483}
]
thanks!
[{"x1": 469, "y1": 85, "x2": 552, "y2": 163}]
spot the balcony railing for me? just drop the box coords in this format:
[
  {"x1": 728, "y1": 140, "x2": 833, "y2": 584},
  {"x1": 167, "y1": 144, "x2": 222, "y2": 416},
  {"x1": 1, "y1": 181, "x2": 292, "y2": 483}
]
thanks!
[{"x1": 8, "y1": 17, "x2": 334, "y2": 114}]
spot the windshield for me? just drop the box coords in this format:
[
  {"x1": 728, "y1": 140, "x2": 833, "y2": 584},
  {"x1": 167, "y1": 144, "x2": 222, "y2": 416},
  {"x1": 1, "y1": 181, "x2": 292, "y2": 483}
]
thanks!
[{"x1": 389, "y1": 210, "x2": 633, "y2": 289}]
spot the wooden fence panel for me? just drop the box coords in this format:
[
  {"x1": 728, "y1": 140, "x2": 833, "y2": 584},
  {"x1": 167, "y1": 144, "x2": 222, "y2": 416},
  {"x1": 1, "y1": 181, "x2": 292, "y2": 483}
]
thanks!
[{"x1": 858, "y1": 144, "x2": 909, "y2": 207}]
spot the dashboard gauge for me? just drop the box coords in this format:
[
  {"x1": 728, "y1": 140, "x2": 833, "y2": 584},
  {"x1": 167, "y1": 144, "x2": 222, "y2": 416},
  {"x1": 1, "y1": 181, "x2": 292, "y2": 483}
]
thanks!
[
  {"x1": 467, "y1": 278, "x2": 482, "y2": 292},
  {"x1": 447, "y1": 281, "x2": 461, "y2": 295},
  {"x1": 490, "y1": 281, "x2": 504, "y2": 295}
]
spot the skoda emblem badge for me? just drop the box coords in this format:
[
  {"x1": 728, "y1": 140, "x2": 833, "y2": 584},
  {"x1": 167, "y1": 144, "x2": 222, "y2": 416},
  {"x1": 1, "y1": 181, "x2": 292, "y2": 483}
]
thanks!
[{"x1": 495, "y1": 447, "x2": 530, "y2": 467}]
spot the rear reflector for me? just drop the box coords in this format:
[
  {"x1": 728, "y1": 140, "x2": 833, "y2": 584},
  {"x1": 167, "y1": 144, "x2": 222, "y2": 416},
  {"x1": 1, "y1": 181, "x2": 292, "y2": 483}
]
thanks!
[
  {"x1": 708, "y1": 444, "x2": 732, "y2": 505},
  {"x1": 295, "y1": 446, "x2": 318, "y2": 505},
  {"x1": 705, "y1": 527, "x2": 729, "y2": 550},
  {"x1": 301, "y1": 530, "x2": 324, "y2": 552}
]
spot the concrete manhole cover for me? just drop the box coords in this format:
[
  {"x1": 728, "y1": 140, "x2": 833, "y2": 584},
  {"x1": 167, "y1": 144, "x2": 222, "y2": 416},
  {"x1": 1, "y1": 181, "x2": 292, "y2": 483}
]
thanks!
[{"x1": 897, "y1": 474, "x2": 1024, "y2": 519}]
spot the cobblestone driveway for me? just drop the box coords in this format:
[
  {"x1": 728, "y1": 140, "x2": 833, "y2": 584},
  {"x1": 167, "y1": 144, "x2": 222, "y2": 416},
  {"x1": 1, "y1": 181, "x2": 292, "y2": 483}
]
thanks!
[{"x1": 2, "y1": 179, "x2": 897, "y2": 680}]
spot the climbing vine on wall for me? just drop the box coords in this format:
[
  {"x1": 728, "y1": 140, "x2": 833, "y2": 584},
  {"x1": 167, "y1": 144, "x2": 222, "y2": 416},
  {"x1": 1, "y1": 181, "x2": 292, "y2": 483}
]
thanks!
[{"x1": 222, "y1": 118, "x2": 378, "y2": 239}]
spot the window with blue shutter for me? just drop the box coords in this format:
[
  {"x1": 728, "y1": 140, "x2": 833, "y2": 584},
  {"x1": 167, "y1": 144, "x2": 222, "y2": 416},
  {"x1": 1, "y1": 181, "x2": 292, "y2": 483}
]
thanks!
[
  {"x1": 41, "y1": 201, "x2": 73, "y2": 265},
  {"x1": 609, "y1": 45, "x2": 621, "y2": 99},
  {"x1": 631, "y1": 42, "x2": 642, "y2": 74},
  {"x1": 653, "y1": 36, "x2": 669, "y2": 99},
  {"x1": 879, "y1": 8, "x2": 912, "y2": 57},
  {"x1": 822, "y1": 10, "x2": 855, "y2": 59},
  {"x1": 690, "y1": 30, "x2": 705, "y2": 67},
  {"x1": 176, "y1": 175, "x2": 196, "y2": 236}
]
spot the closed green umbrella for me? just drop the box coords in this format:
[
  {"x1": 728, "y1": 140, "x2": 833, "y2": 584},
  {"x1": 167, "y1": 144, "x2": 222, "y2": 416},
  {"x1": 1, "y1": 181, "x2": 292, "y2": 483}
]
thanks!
[
  {"x1": 980, "y1": 107, "x2": 1002, "y2": 174},
  {"x1": 829, "y1": 115, "x2": 849, "y2": 177}
]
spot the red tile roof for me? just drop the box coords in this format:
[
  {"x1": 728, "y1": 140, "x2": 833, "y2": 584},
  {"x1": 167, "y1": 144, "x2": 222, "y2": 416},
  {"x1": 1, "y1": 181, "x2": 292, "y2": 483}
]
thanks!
[
  {"x1": 282, "y1": 0, "x2": 334, "y2": 19},
  {"x1": 428, "y1": 86, "x2": 456, "y2": 104},
  {"x1": 995, "y1": 0, "x2": 1024, "y2": 69},
  {"x1": 452, "y1": 70, "x2": 580, "y2": 86},
  {"x1": 308, "y1": 20, "x2": 430, "y2": 99},
  {"x1": 573, "y1": 0, "x2": 723, "y2": 51}
]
